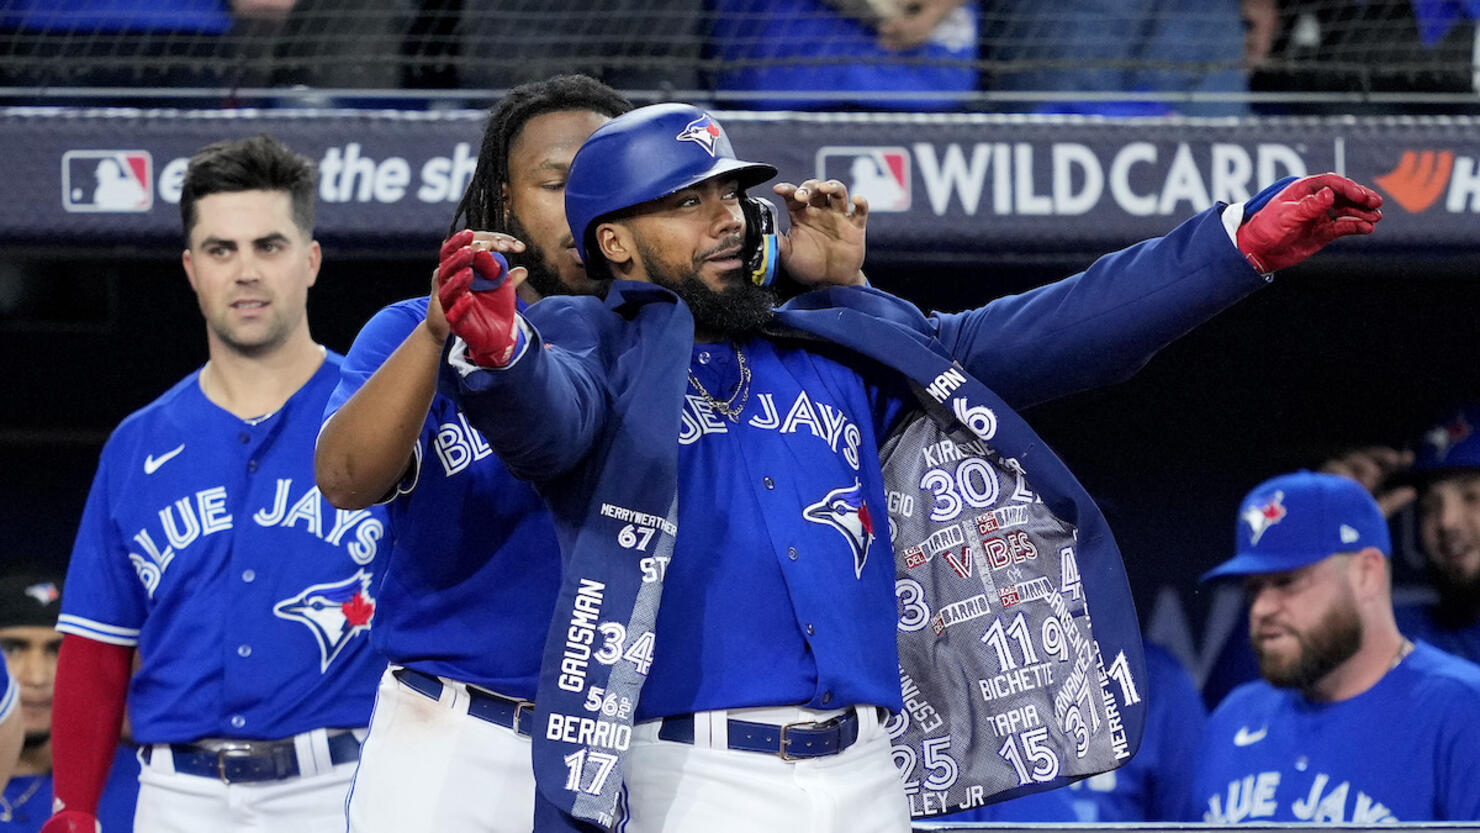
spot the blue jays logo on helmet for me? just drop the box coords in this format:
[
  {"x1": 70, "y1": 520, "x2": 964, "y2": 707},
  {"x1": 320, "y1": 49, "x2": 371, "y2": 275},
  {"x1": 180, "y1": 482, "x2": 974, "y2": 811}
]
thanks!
[
  {"x1": 564, "y1": 103, "x2": 777, "y2": 267},
  {"x1": 273, "y1": 570, "x2": 376, "y2": 673},
  {"x1": 676, "y1": 115, "x2": 723, "y2": 157},
  {"x1": 804, "y1": 480, "x2": 876, "y2": 579}
]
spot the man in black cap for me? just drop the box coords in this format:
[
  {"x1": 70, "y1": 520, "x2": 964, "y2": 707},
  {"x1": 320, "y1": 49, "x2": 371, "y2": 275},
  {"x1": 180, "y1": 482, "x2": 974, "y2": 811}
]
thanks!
[{"x1": 0, "y1": 572, "x2": 134, "y2": 832}]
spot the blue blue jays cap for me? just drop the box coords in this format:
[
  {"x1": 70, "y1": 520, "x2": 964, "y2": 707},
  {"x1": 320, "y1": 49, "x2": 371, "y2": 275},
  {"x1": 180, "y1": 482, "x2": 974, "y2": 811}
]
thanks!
[
  {"x1": 1413, "y1": 406, "x2": 1480, "y2": 477},
  {"x1": 564, "y1": 103, "x2": 778, "y2": 267},
  {"x1": 1201, "y1": 471, "x2": 1391, "y2": 582}
]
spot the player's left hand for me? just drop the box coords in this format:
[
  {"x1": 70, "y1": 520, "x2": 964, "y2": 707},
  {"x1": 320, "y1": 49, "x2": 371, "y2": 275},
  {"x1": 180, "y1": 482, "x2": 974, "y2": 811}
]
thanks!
[
  {"x1": 774, "y1": 179, "x2": 869, "y2": 287},
  {"x1": 1236, "y1": 173, "x2": 1383, "y2": 274}
]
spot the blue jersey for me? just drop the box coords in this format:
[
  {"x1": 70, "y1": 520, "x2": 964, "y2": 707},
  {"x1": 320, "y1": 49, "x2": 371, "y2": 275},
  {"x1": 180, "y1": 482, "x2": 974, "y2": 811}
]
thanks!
[
  {"x1": 1395, "y1": 603, "x2": 1480, "y2": 666},
  {"x1": 323, "y1": 297, "x2": 560, "y2": 697},
  {"x1": 1192, "y1": 642, "x2": 1480, "y2": 822},
  {"x1": 0, "y1": 747, "x2": 140, "y2": 833},
  {"x1": 639, "y1": 337, "x2": 906, "y2": 719},
  {"x1": 59, "y1": 355, "x2": 390, "y2": 743}
]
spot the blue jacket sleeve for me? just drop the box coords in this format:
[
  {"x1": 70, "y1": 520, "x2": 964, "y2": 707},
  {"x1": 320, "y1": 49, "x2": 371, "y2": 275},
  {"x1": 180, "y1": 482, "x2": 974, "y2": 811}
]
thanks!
[
  {"x1": 454, "y1": 302, "x2": 610, "y2": 482},
  {"x1": 931, "y1": 206, "x2": 1268, "y2": 409}
]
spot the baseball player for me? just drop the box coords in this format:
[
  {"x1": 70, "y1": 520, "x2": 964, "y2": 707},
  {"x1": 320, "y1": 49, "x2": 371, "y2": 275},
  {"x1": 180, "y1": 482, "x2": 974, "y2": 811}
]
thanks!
[
  {"x1": 41, "y1": 135, "x2": 390, "y2": 833},
  {"x1": 1321, "y1": 407, "x2": 1480, "y2": 663},
  {"x1": 1192, "y1": 471, "x2": 1480, "y2": 822},
  {"x1": 0, "y1": 571, "x2": 138, "y2": 832},
  {"x1": 436, "y1": 102, "x2": 1381, "y2": 832},
  {"x1": 315, "y1": 75, "x2": 631, "y2": 833},
  {"x1": 0, "y1": 574, "x2": 137, "y2": 833}
]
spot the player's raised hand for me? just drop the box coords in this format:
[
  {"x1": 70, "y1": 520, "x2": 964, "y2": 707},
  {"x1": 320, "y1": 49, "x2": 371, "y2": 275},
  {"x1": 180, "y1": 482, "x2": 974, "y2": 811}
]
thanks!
[
  {"x1": 774, "y1": 179, "x2": 869, "y2": 287},
  {"x1": 39, "y1": 810, "x2": 100, "y2": 833},
  {"x1": 1236, "y1": 173, "x2": 1383, "y2": 274},
  {"x1": 427, "y1": 231, "x2": 526, "y2": 344},
  {"x1": 436, "y1": 229, "x2": 527, "y2": 368},
  {"x1": 1320, "y1": 446, "x2": 1418, "y2": 518}
]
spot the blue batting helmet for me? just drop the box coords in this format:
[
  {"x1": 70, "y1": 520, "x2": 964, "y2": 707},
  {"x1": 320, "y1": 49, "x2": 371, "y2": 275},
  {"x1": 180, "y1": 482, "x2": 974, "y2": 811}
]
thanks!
[{"x1": 565, "y1": 103, "x2": 777, "y2": 270}]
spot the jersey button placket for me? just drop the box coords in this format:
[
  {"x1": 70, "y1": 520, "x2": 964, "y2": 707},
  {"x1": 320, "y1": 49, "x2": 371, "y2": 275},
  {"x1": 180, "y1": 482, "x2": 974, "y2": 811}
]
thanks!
[
  {"x1": 787, "y1": 547, "x2": 798, "y2": 561},
  {"x1": 237, "y1": 644, "x2": 252, "y2": 658},
  {"x1": 229, "y1": 714, "x2": 246, "y2": 729}
]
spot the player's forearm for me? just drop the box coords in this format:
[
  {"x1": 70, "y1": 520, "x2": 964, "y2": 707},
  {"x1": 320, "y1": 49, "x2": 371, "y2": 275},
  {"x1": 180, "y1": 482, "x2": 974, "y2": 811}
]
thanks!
[
  {"x1": 317, "y1": 320, "x2": 444, "y2": 509},
  {"x1": 50, "y1": 635, "x2": 131, "y2": 816}
]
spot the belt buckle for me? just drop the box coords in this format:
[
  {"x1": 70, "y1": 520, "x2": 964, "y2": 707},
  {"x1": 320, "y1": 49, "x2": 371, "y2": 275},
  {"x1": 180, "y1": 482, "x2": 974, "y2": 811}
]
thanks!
[
  {"x1": 513, "y1": 700, "x2": 535, "y2": 735},
  {"x1": 215, "y1": 744, "x2": 255, "y2": 784},
  {"x1": 777, "y1": 712, "x2": 847, "y2": 761}
]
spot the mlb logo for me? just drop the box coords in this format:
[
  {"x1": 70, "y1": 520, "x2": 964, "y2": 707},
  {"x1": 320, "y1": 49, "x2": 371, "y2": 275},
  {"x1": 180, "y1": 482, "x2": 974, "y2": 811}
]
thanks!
[
  {"x1": 815, "y1": 146, "x2": 910, "y2": 212},
  {"x1": 62, "y1": 150, "x2": 153, "y2": 213}
]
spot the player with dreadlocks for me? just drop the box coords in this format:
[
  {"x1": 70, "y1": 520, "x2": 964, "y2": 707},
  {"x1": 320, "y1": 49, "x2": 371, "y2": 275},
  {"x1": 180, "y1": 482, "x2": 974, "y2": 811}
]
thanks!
[{"x1": 316, "y1": 75, "x2": 631, "y2": 833}]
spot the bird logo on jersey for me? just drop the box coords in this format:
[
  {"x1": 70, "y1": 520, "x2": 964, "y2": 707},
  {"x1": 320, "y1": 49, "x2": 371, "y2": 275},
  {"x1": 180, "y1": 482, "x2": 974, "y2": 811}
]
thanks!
[
  {"x1": 272, "y1": 570, "x2": 377, "y2": 672},
  {"x1": 676, "y1": 115, "x2": 722, "y2": 157},
  {"x1": 1242, "y1": 490, "x2": 1287, "y2": 546},
  {"x1": 804, "y1": 480, "x2": 875, "y2": 579},
  {"x1": 1424, "y1": 411, "x2": 1472, "y2": 463}
]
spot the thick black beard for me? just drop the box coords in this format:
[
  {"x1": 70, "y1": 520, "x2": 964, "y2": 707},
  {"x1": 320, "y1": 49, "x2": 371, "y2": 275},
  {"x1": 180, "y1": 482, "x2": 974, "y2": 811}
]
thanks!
[
  {"x1": 640, "y1": 243, "x2": 776, "y2": 339},
  {"x1": 1253, "y1": 601, "x2": 1364, "y2": 692},
  {"x1": 504, "y1": 213, "x2": 569, "y2": 300}
]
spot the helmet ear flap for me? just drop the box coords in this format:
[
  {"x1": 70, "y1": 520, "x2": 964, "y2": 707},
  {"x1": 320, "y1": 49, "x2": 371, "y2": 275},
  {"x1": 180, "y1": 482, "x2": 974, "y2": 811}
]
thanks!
[{"x1": 741, "y1": 196, "x2": 779, "y2": 288}]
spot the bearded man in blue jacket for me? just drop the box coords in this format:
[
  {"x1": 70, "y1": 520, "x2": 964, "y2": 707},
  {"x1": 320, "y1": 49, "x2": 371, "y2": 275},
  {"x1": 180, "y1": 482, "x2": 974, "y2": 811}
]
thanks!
[{"x1": 435, "y1": 103, "x2": 1382, "y2": 833}]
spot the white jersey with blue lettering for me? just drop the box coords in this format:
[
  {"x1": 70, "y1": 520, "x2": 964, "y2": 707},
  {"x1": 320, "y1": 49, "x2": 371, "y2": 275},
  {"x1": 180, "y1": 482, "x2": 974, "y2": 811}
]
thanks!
[{"x1": 59, "y1": 353, "x2": 389, "y2": 744}]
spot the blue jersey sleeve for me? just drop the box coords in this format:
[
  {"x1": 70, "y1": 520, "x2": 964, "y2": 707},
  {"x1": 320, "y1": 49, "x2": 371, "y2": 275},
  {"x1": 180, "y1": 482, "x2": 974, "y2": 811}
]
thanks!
[
  {"x1": 930, "y1": 206, "x2": 1265, "y2": 409},
  {"x1": 58, "y1": 443, "x2": 147, "y2": 645},
  {"x1": 456, "y1": 302, "x2": 611, "y2": 481}
]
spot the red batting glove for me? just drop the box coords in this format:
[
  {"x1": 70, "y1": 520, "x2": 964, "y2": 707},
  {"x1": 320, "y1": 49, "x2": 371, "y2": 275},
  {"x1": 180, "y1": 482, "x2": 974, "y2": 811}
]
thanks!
[
  {"x1": 39, "y1": 810, "x2": 100, "y2": 833},
  {"x1": 1236, "y1": 173, "x2": 1383, "y2": 274},
  {"x1": 437, "y1": 230, "x2": 520, "y2": 368}
]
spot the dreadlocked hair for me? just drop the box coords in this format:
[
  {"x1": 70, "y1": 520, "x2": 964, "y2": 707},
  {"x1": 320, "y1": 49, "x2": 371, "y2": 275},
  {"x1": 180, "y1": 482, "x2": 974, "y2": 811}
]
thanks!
[{"x1": 449, "y1": 74, "x2": 632, "y2": 237}]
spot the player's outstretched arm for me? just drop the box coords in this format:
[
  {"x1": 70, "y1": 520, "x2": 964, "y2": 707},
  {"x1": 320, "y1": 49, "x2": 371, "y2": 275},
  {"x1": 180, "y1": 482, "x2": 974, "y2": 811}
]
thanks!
[
  {"x1": 40, "y1": 635, "x2": 132, "y2": 833},
  {"x1": 317, "y1": 231, "x2": 528, "y2": 509},
  {"x1": 774, "y1": 178, "x2": 869, "y2": 287}
]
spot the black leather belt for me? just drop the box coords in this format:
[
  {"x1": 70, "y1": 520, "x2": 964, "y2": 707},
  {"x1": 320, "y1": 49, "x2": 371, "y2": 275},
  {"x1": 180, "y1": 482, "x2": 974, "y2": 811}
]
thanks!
[
  {"x1": 143, "y1": 731, "x2": 361, "y2": 783},
  {"x1": 394, "y1": 667, "x2": 535, "y2": 736},
  {"x1": 658, "y1": 708, "x2": 864, "y2": 761}
]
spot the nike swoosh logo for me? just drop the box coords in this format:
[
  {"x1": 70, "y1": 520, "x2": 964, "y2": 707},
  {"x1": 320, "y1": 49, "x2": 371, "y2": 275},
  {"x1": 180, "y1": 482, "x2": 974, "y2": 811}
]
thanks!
[
  {"x1": 143, "y1": 444, "x2": 185, "y2": 474},
  {"x1": 1233, "y1": 725, "x2": 1268, "y2": 746}
]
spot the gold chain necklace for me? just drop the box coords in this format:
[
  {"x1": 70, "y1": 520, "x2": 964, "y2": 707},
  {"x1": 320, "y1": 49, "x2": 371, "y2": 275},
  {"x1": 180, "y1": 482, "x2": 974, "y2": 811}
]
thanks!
[{"x1": 687, "y1": 344, "x2": 752, "y2": 422}]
